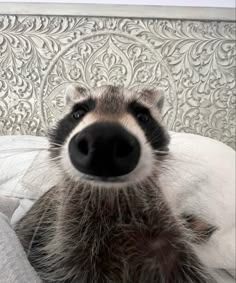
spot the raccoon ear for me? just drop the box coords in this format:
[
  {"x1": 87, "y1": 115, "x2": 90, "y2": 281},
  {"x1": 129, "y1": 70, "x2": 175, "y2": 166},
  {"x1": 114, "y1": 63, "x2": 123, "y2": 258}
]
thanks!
[
  {"x1": 65, "y1": 84, "x2": 87, "y2": 105},
  {"x1": 156, "y1": 90, "x2": 165, "y2": 111},
  {"x1": 142, "y1": 89, "x2": 165, "y2": 111}
]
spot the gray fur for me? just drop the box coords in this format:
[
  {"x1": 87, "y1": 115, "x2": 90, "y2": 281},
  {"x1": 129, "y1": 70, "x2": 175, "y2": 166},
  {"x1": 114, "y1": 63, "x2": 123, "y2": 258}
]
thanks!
[{"x1": 15, "y1": 85, "x2": 216, "y2": 283}]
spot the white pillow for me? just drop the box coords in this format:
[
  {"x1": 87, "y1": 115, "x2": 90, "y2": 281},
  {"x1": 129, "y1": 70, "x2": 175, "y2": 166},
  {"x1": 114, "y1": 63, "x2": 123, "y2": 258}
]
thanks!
[
  {"x1": 0, "y1": 135, "x2": 58, "y2": 200},
  {"x1": 0, "y1": 132, "x2": 234, "y2": 200},
  {"x1": 0, "y1": 132, "x2": 235, "y2": 280},
  {"x1": 0, "y1": 133, "x2": 234, "y2": 218},
  {"x1": 0, "y1": 135, "x2": 59, "y2": 224},
  {"x1": 0, "y1": 133, "x2": 234, "y2": 219}
]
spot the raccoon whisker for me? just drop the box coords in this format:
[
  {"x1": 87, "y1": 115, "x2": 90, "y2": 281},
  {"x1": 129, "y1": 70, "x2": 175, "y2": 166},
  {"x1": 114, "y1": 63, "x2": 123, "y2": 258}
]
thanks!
[
  {"x1": 153, "y1": 149, "x2": 169, "y2": 153},
  {"x1": 49, "y1": 142, "x2": 63, "y2": 148},
  {"x1": 79, "y1": 186, "x2": 94, "y2": 219},
  {"x1": 155, "y1": 153, "x2": 169, "y2": 158},
  {"x1": 60, "y1": 182, "x2": 72, "y2": 205},
  {"x1": 48, "y1": 156, "x2": 63, "y2": 163},
  {"x1": 115, "y1": 189, "x2": 123, "y2": 222},
  {"x1": 153, "y1": 150, "x2": 169, "y2": 156},
  {"x1": 0, "y1": 148, "x2": 48, "y2": 160},
  {"x1": 180, "y1": 266, "x2": 194, "y2": 283},
  {"x1": 122, "y1": 188, "x2": 136, "y2": 221},
  {"x1": 0, "y1": 147, "x2": 48, "y2": 152},
  {"x1": 27, "y1": 205, "x2": 51, "y2": 257},
  {"x1": 48, "y1": 148, "x2": 63, "y2": 153},
  {"x1": 143, "y1": 136, "x2": 167, "y2": 149},
  {"x1": 153, "y1": 156, "x2": 210, "y2": 186}
]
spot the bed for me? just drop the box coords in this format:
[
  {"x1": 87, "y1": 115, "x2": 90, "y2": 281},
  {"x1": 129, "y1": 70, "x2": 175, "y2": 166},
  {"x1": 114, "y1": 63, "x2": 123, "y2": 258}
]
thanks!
[{"x1": 0, "y1": 2, "x2": 235, "y2": 282}]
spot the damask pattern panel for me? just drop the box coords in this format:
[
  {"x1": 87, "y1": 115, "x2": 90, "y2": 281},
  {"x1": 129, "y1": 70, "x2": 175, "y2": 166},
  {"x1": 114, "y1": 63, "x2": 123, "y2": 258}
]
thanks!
[{"x1": 0, "y1": 16, "x2": 235, "y2": 148}]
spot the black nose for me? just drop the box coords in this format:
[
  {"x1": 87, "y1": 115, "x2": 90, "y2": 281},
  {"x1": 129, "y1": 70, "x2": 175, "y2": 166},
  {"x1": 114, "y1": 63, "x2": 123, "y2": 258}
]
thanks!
[{"x1": 69, "y1": 122, "x2": 140, "y2": 178}]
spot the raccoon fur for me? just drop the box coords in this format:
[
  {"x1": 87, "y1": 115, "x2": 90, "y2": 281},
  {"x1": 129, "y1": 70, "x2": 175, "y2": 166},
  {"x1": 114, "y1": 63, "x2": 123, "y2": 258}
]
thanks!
[{"x1": 15, "y1": 85, "x2": 216, "y2": 283}]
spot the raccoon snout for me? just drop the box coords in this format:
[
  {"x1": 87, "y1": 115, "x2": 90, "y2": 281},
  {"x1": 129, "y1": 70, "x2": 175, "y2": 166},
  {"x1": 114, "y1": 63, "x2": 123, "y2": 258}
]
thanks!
[{"x1": 68, "y1": 122, "x2": 141, "y2": 178}]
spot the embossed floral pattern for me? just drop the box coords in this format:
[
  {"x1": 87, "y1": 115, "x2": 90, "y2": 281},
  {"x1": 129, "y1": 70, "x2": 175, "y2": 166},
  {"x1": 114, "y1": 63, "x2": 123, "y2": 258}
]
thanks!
[{"x1": 0, "y1": 16, "x2": 235, "y2": 148}]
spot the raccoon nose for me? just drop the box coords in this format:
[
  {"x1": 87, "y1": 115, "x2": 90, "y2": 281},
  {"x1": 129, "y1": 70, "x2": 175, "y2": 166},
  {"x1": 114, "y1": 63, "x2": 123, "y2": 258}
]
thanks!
[{"x1": 69, "y1": 122, "x2": 141, "y2": 178}]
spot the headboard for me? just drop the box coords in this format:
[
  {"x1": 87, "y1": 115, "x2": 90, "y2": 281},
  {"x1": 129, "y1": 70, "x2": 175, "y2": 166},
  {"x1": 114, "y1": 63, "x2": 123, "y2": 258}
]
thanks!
[{"x1": 0, "y1": 3, "x2": 235, "y2": 149}]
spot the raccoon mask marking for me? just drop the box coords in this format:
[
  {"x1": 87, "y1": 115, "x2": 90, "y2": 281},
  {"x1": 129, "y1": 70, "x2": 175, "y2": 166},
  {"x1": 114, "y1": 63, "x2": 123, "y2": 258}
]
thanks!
[{"x1": 49, "y1": 85, "x2": 169, "y2": 186}]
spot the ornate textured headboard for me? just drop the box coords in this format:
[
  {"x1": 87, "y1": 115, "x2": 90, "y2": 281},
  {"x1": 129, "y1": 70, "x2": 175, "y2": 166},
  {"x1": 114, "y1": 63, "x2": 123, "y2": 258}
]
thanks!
[{"x1": 0, "y1": 4, "x2": 235, "y2": 149}]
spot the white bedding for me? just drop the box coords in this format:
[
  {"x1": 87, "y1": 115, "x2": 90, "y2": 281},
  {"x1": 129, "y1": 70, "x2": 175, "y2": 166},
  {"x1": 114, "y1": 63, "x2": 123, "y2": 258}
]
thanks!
[
  {"x1": 0, "y1": 197, "x2": 42, "y2": 283},
  {"x1": 0, "y1": 133, "x2": 235, "y2": 283}
]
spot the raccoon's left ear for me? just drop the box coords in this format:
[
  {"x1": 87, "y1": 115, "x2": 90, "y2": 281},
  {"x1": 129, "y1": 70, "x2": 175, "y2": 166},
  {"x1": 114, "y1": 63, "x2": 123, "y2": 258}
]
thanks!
[
  {"x1": 141, "y1": 89, "x2": 165, "y2": 112},
  {"x1": 65, "y1": 84, "x2": 87, "y2": 105}
]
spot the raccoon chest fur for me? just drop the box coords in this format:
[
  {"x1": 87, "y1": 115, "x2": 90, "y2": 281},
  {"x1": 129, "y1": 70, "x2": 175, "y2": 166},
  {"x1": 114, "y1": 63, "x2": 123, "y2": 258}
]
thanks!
[{"x1": 16, "y1": 183, "x2": 214, "y2": 283}]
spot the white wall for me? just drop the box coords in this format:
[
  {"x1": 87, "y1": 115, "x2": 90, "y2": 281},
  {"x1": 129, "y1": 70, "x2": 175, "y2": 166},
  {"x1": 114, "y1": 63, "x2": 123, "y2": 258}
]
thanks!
[{"x1": 0, "y1": 0, "x2": 235, "y2": 8}]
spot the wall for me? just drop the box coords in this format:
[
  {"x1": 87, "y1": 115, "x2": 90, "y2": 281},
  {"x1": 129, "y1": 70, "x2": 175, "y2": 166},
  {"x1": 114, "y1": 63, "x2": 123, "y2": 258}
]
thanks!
[
  {"x1": 0, "y1": 0, "x2": 235, "y2": 8},
  {"x1": 0, "y1": 4, "x2": 235, "y2": 149}
]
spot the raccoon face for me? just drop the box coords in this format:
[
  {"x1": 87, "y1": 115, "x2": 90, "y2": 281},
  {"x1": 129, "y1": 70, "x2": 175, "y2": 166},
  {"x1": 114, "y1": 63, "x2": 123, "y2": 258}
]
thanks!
[{"x1": 49, "y1": 85, "x2": 169, "y2": 186}]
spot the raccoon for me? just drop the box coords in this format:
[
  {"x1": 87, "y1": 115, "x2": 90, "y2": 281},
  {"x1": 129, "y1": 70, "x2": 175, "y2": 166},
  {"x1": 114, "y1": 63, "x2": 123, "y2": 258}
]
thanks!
[{"x1": 15, "y1": 85, "x2": 216, "y2": 283}]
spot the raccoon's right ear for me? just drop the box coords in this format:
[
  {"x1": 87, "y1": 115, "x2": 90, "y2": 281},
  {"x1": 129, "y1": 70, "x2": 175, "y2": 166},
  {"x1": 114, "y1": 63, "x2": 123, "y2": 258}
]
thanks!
[
  {"x1": 141, "y1": 88, "x2": 165, "y2": 112},
  {"x1": 155, "y1": 89, "x2": 165, "y2": 112},
  {"x1": 65, "y1": 84, "x2": 87, "y2": 105}
]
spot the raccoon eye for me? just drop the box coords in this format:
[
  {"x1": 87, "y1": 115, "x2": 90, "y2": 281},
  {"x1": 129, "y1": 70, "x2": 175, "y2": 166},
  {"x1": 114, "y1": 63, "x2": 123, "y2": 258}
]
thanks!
[
  {"x1": 128, "y1": 102, "x2": 151, "y2": 123},
  {"x1": 72, "y1": 107, "x2": 88, "y2": 120},
  {"x1": 136, "y1": 112, "x2": 150, "y2": 123}
]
